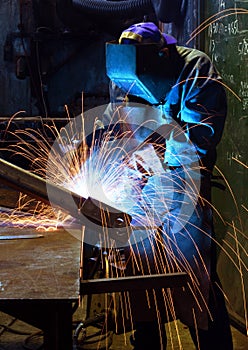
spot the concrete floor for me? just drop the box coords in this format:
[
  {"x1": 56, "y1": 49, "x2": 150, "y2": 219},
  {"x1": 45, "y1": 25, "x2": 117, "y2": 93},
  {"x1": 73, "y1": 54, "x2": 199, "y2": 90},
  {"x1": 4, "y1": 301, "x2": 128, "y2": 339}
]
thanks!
[{"x1": 0, "y1": 307, "x2": 247, "y2": 350}]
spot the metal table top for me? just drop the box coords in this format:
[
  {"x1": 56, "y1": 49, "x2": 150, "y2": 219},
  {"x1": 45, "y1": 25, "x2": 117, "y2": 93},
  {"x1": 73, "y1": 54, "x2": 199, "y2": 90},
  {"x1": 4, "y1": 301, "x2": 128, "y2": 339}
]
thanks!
[{"x1": 0, "y1": 227, "x2": 81, "y2": 301}]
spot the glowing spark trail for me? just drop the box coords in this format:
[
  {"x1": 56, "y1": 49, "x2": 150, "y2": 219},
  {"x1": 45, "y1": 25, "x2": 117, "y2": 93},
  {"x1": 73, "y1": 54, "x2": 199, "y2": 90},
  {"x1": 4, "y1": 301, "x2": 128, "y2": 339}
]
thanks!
[{"x1": 0, "y1": 100, "x2": 247, "y2": 346}]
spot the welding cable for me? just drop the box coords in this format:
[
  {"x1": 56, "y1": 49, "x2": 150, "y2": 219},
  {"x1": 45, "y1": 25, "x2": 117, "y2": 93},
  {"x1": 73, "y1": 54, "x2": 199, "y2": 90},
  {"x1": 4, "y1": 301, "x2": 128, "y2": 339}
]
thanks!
[
  {"x1": 74, "y1": 329, "x2": 113, "y2": 349},
  {"x1": 58, "y1": 0, "x2": 187, "y2": 23},
  {"x1": 69, "y1": 0, "x2": 153, "y2": 19},
  {"x1": 0, "y1": 322, "x2": 32, "y2": 336},
  {"x1": 22, "y1": 330, "x2": 44, "y2": 350},
  {"x1": 71, "y1": 0, "x2": 152, "y2": 17},
  {"x1": 19, "y1": 2, "x2": 50, "y2": 117}
]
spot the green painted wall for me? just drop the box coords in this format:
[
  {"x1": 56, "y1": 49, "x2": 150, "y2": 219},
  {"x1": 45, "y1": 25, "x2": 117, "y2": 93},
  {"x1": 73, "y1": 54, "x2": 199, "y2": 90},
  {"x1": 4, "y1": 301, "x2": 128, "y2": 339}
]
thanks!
[{"x1": 203, "y1": 1, "x2": 248, "y2": 331}]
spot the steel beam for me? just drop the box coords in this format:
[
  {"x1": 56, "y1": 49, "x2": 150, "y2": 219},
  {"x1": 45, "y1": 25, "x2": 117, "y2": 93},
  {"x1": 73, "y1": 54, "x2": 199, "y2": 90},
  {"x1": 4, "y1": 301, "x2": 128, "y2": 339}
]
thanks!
[{"x1": 0, "y1": 157, "x2": 131, "y2": 228}]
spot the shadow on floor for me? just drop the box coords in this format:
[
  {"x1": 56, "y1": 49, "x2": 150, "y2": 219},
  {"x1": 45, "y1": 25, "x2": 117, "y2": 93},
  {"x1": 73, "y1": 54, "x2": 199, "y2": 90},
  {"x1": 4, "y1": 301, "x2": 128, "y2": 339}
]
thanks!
[{"x1": 0, "y1": 310, "x2": 247, "y2": 349}]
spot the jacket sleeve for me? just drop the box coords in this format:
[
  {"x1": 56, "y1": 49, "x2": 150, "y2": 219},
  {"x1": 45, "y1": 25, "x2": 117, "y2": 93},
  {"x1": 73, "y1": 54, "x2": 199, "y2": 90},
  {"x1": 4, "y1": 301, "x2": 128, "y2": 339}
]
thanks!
[
  {"x1": 180, "y1": 54, "x2": 227, "y2": 155},
  {"x1": 163, "y1": 51, "x2": 227, "y2": 167}
]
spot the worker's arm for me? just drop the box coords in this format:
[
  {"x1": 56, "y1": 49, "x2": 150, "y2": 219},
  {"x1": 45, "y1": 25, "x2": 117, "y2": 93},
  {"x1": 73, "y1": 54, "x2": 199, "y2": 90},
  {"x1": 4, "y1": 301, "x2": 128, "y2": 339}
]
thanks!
[{"x1": 163, "y1": 51, "x2": 227, "y2": 169}]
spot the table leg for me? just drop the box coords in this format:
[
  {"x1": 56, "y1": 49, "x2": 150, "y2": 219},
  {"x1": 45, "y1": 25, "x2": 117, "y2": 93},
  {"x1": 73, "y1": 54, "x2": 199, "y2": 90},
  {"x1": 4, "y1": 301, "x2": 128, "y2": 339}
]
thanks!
[
  {"x1": 0, "y1": 300, "x2": 74, "y2": 350},
  {"x1": 43, "y1": 302, "x2": 73, "y2": 350}
]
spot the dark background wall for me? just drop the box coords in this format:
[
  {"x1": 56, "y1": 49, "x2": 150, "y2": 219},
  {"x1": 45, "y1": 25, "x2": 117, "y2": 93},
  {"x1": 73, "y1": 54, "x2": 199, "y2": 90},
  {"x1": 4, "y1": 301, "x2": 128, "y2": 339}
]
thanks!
[
  {"x1": 0, "y1": 0, "x2": 198, "y2": 117},
  {"x1": 203, "y1": 1, "x2": 248, "y2": 332},
  {"x1": 0, "y1": 0, "x2": 115, "y2": 117}
]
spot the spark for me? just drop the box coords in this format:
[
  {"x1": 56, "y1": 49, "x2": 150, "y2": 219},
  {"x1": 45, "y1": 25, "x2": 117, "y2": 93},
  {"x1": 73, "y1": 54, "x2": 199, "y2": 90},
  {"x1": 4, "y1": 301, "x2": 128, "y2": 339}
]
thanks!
[
  {"x1": 232, "y1": 221, "x2": 248, "y2": 335},
  {"x1": 172, "y1": 76, "x2": 242, "y2": 102},
  {"x1": 186, "y1": 8, "x2": 248, "y2": 46},
  {"x1": 232, "y1": 157, "x2": 248, "y2": 169},
  {"x1": 1, "y1": 102, "x2": 247, "y2": 344},
  {"x1": 1, "y1": 84, "x2": 247, "y2": 348},
  {"x1": 0, "y1": 194, "x2": 70, "y2": 231}
]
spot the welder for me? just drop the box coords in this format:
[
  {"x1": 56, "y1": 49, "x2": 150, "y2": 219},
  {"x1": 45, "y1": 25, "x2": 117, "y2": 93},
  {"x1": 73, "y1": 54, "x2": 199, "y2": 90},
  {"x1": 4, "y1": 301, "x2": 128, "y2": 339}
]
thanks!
[{"x1": 104, "y1": 22, "x2": 233, "y2": 350}]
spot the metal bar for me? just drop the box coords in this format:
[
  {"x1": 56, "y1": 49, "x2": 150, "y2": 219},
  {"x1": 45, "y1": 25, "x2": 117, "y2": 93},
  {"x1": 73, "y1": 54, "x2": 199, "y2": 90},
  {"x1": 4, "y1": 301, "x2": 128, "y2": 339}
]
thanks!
[
  {"x1": 0, "y1": 234, "x2": 44, "y2": 240},
  {"x1": 0, "y1": 157, "x2": 131, "y2": 228},
  {"x1": 0, "y1": 117, "x2": 69, "y2": 121},
  {"x1": 80, "y1": 272, "x2": 189, "y2": 295},
  {"x1": 0, "y1": 157, "x2": 83, "y2": 216}
]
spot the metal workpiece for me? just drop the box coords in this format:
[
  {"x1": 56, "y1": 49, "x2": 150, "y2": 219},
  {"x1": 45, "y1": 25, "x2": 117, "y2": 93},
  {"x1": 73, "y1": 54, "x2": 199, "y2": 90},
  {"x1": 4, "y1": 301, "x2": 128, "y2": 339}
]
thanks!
[
  {"x1": 0, "y1": 157, "x2": 132, "y2": 229},
  {"x1": 80, "y1": 272, "x2": 189, "y2": 295}
]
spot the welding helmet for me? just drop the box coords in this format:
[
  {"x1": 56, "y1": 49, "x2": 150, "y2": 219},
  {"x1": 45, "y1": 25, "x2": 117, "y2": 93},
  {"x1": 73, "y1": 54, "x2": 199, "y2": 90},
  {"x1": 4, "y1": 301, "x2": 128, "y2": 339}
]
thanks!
[
  {"x1": 118, "y1": 22, "x2": 177, "y2": 47},
  {"x1": 106, "y1": 22, "x2": 177, "y2": 105}
]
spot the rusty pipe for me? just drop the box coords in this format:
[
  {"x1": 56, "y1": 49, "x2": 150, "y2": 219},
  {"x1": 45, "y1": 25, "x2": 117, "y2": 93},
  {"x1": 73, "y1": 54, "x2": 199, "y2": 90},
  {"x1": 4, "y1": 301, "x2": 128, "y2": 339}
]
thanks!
[{"x1": 0, "y1": 158, "x2": 131, "y2": 228}]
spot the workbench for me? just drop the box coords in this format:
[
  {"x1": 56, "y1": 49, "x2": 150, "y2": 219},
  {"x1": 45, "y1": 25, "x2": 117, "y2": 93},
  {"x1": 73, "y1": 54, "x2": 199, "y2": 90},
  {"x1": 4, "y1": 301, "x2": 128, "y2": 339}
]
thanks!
[
  {"x1": 0, "y1": 227, "x2": 81, "y2": 350},
  {"x1": 0, "y1": 223, "x2": 189, "y2": 350}
]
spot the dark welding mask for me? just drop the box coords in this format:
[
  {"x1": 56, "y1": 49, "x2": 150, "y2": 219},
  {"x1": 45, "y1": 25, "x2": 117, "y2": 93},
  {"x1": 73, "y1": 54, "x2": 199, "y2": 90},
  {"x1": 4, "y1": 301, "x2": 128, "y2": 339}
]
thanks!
[{"x1": 105, "y1": 22, "x2": 177, "y2": 105}]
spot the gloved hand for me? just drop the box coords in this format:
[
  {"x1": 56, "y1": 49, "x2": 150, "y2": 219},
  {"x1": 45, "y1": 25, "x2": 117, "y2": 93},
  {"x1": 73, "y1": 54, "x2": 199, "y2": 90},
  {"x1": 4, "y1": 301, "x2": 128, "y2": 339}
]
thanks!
[{"x1": 125, "y1": 143, "x2": 165, "y2": 187}]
